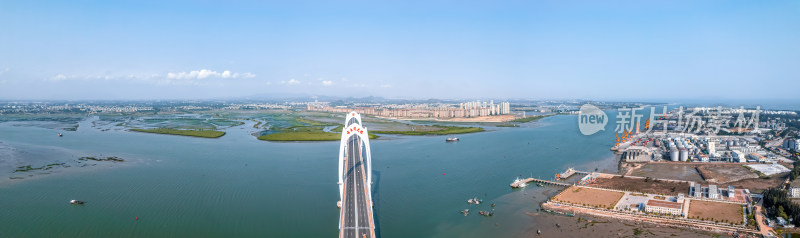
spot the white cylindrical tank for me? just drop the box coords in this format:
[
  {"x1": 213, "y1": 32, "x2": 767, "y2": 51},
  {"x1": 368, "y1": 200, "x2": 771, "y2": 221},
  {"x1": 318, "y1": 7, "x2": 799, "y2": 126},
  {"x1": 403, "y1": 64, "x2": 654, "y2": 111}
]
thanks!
[
  {"x1": 680, "y1": 149, "x2": 688, "y2": 161},
  {"x1": 671, "y1": 148, "x2": 679, "y2": 161}
]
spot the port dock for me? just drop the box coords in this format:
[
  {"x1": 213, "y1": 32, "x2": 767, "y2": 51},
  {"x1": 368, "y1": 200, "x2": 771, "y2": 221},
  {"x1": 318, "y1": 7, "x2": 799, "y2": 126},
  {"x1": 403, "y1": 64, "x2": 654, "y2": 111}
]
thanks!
[
  {"x1": 510, "y1": 178, "x2": 571, "y2": 188},
  {"x1": 511, "y1": 168, "x2": 591, "y2": 188}
]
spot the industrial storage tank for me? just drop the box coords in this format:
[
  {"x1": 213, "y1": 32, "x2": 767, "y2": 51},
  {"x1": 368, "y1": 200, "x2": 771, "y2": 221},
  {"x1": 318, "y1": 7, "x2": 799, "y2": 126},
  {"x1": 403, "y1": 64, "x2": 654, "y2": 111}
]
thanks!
[
  {"x1": 680, "y1": 149, "x2": 688, "y2": 161},
  {"x1": 671, "y1": 148, "x2": 679, "y2": 161}
]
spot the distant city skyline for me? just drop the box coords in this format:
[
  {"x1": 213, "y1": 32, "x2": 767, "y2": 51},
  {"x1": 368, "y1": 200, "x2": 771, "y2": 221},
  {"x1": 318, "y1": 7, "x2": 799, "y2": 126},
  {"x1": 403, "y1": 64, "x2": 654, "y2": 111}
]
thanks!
[{"x1": 1, "y1": 1, "x2": 799, "y2": 101}]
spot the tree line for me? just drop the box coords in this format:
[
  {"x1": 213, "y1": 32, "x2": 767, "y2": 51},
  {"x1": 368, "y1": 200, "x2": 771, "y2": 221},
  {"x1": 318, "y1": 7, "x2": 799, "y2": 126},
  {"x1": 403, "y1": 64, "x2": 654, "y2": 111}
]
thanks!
[{"x1": 763, "y1": 188, "x2": 800, "y2": 226}]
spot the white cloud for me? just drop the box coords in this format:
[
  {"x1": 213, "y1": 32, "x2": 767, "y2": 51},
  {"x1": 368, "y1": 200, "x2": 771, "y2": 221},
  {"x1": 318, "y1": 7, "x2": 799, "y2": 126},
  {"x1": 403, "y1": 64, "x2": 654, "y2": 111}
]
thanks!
[
  {"x1": 52, "y1": 74, "x2": 69, "y2": 81},
  {"x1": 348, "y1": 83, "x2": 368, "y2": 88},
  {"x1": 166, "y1": 69, "x2": 254, "y2": 80},
  {"x1": 281, "y1": 78, "x2": 301, "y2": 85},
  {"x1": 236, "y1": 72, "x2": 256, "y2": 79},
  {"x1": 322, "y1": 80, "x2": 333, "y2": 86},
  {"x1": 46, "y1": 69, "x2": 256, "y2": 85}
]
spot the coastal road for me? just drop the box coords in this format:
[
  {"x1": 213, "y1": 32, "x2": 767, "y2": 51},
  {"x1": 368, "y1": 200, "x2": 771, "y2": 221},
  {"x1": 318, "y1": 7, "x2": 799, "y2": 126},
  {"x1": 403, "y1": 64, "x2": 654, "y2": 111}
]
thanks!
[{"x1": 340, "y1": 135, "x2": 375, "y2": 238}]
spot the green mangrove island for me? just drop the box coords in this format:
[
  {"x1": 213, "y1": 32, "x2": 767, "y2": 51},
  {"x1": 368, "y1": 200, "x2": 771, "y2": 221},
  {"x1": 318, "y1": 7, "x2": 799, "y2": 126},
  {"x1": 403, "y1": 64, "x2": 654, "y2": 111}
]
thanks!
[{"x1": 130, "y1": 128, "x2": 226, "y2": 138}]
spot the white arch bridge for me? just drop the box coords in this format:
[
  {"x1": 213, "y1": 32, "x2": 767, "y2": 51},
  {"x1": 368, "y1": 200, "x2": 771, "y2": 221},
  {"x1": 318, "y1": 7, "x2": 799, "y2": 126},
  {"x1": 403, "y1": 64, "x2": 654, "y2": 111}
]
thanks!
[{"x1": 337, "y1": 112, "x2": 376, "y2": 238}]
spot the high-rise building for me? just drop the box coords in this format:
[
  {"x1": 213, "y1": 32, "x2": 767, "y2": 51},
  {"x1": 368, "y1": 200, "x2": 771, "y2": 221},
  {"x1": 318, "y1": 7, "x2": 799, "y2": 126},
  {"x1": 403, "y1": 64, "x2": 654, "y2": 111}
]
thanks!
[{"x1": 708, "y1": 139, "x2": 716, "y2": 155}]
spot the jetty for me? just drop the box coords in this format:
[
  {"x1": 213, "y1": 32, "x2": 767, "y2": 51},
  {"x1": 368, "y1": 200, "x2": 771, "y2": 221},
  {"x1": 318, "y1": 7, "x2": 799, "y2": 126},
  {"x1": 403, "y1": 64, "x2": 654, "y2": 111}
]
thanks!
[
  {"x1": 555, "y1": 168, "x2": 588, "y2": 180},
  {"x1": 511, "y1": 168, "x2": 590, "y2": 188},
  {"x1": 510, "y1": 178, "x2": 570, "y2": 188}
]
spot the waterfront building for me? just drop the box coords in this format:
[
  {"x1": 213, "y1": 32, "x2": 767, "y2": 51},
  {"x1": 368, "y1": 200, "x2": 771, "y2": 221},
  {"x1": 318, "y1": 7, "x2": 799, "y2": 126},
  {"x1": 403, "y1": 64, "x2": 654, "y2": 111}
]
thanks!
[
  {"x1": 623, "y1": 146, "x2": 651, "y2": 162},
  {"x1": 645, "y1": 199, "x2": 683, "y2": 216}
]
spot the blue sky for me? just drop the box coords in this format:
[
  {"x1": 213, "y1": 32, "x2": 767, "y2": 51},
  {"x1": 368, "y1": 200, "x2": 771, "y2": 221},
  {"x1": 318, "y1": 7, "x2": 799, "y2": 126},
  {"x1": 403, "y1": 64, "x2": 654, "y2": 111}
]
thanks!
[{"x1": 0, "y1": 1, "x2": 798, "y2": 101}]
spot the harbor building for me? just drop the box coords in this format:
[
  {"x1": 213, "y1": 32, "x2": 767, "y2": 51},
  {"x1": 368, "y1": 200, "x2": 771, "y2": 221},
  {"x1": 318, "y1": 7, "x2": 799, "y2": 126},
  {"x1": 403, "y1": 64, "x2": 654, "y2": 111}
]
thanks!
[{"x1": 622, "y1": 146, "x2": 652, "y2": 162}]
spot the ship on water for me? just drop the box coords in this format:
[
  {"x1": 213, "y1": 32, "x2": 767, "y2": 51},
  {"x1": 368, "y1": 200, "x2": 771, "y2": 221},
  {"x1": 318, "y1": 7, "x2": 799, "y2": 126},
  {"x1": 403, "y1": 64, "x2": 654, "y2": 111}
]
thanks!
[{"x1": 445, "y1": 135, "x2": 459, "y2": 142}]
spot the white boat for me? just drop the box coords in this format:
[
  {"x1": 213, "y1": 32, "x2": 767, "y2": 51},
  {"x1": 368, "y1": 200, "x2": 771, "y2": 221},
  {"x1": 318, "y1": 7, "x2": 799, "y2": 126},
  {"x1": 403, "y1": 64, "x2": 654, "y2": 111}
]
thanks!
[
  {"x1": 513, "y1": 177, "x2": 527, "y2": 188},
  {"x1": 467, "y1": 197, "x2": 481, "y2": 205},
  {"x1": 518, "y1": 181, "x2": 527, "y2": 188},
  {"x1": 70, "y1": 200, "x2": 84, "y2": 205},
  {"x1": 446, "y1": 135, "x2": 459, "y2": 142}
]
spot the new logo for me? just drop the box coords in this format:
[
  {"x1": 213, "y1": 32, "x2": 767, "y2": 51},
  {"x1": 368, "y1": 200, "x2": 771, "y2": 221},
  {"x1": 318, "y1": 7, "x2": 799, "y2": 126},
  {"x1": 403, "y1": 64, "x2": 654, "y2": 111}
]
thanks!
[{"x1": 578, "y1": 104, "x2": 607, "y2": 135}]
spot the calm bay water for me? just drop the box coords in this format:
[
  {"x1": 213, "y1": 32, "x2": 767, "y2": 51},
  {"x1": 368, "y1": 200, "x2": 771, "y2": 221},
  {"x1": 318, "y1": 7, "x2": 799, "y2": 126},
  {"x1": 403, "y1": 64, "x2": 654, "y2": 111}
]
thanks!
[{"x1": 0, "y1": 114, "x2": 617, "y2": 237}]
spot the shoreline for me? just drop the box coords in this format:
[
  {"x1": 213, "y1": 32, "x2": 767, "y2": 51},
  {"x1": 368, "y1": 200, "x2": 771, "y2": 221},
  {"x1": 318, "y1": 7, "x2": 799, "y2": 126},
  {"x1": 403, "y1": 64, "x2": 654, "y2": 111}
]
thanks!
[
  {"x1": 523, "y1": 153, "x2": 760, "y2": 237},
  {"x1": 540, "y1": 200, "x2": 758, "y2": 236}
]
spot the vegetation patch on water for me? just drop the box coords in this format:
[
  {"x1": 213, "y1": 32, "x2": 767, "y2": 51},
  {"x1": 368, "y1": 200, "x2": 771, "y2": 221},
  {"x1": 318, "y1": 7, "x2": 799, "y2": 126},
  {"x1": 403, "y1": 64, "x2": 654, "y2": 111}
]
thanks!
[
  {"x1": 509, "y1": 114, "x2": 553, "y2": 123},
  {"x1": 496, "y1": 124, "x2": 520, "y2": 127},
  {"x1": 130, "y1": 128, "x2": 225, "y2": 138},
  {"x1": 11, "y1": 156, "x2": 126, "y2": 179},
  {"x1": 258, "y1": 129, "x2": 378, "y2": 141},
  {"x1": 14, "y1": 165, "x2": 45, "y2": 172},
  {"x1": 258, "y1": 131, "x2": 342, "y2": 141},
  {"x1": 372, "y1": 125, "x2": 483, "y2": 135},
  {"x1": 296, "y1": 118, "x2": 336, "y2": 126},
  {"x1": 254, "y1": 114, "x2": 379, "y2": 141},
  {"x1": 14, "y1": 162, "x2": 69, "y2": 172},
  {"x1": 78, "y1": 156, "x2": 125, "y2": 162}
]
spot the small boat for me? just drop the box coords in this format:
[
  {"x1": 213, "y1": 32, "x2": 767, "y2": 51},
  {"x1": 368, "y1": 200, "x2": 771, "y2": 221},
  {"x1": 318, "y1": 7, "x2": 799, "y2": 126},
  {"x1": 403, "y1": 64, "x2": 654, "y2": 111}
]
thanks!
[
  {"x1": 467, "y1": 197, "x2": 482, "y2": 205},
  {"x1": 537, "y1": 183, "x2": 544, "y2": 187},
  {"x1": 460, "y1": 209, "x2": 470, "y2": 216},
  {"x1": 537, "y1": 229, "x2": 541, "y2": 235},
  {"x1": 512, "y1": 177, "x2": 527, "y2": 188},
  {"x1": 58, "y1": 133, "x2": 63, "y2": 137},
  {"x1": 70, "y1": 200, "x2": 85, "y2": 205},
  {"x1": 445, "y1": 135, "x2": 459, "y2": 142},
  {"x1": 491, "y1": 203, "x2": 496, "y2": 207},
  {"x1": 479, "y1": 211, "x2": 493, "y2": 217}
]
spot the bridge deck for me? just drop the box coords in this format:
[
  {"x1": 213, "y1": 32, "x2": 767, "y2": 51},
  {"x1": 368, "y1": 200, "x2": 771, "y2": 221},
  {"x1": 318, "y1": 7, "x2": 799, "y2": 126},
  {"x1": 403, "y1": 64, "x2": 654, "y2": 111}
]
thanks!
[{"x1": 340, "y1": 135, "x2": 375, "y2": 238}]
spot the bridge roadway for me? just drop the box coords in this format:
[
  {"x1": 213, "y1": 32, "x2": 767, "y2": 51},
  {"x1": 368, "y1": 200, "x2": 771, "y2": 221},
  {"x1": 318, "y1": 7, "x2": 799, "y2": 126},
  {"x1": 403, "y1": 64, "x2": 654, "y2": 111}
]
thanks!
[{"x1": 340, "y1": 134, "x2": 375, "y2": 238}]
